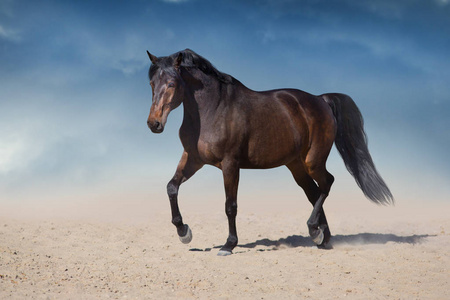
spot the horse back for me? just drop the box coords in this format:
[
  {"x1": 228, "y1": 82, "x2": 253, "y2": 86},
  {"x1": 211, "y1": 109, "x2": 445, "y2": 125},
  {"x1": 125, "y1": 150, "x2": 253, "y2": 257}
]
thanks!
[{"x1": 229, "y1": 88, "x2": 335, "y2": 168}]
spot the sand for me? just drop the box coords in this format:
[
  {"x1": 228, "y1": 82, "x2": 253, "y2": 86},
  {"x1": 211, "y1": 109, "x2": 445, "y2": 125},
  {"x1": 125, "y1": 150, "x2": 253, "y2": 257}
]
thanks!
[{"x1": 1, "y1": 196, "x2": 449, "y2": 299}]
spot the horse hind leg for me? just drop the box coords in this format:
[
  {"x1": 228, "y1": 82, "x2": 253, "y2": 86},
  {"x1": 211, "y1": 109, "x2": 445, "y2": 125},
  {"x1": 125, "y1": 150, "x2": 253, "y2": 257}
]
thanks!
[
  {"x1": 217, "y1": 158, "x2": 240, "y2": 256},
  {"x1": 304, "y1": 159, "x2": 334, "y2": 247},
  {"x1": 287, "y1": 160, "x2": 332, "y2": 247}
]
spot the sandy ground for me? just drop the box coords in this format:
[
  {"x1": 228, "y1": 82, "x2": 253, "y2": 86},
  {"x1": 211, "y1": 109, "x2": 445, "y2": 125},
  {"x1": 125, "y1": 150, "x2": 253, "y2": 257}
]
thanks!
[{"x1": 1, "y1": 196, "x2": 449, "y2": 299}]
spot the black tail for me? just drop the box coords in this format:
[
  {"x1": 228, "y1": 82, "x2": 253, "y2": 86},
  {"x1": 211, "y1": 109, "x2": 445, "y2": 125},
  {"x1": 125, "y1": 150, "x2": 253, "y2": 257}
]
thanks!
[{"x1": 323, "y1": 93, "x2": 394, "y2": 205}]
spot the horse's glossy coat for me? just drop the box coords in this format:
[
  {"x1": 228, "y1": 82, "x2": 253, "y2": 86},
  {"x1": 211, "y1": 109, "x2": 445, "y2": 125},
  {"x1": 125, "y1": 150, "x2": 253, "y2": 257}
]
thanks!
[{"x1": 146, "y1": 49, "x2": 393, "y2": 254}]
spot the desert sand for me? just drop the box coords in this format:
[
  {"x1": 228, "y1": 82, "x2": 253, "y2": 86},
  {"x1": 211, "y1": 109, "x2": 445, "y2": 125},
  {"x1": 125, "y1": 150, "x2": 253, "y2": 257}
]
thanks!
[{"x1": 1, "y1": 195, "x2": 449, "y2": 299}]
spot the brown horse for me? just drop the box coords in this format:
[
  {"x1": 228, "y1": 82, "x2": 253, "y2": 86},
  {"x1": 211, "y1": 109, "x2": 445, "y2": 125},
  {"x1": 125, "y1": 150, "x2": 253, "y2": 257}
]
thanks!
[{"x1": 146, "y1": 49, "x2": 393, "y2": 255}]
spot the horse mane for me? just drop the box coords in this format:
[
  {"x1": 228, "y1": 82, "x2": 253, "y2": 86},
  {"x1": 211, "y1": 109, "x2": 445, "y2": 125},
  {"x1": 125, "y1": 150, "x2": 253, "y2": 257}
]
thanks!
[
  {"x1": 177, "y1": 49, "x2": 233, "y2": 84},
  {"x1": 149, "y1": 49, "x2": 234, "y2": 84}
]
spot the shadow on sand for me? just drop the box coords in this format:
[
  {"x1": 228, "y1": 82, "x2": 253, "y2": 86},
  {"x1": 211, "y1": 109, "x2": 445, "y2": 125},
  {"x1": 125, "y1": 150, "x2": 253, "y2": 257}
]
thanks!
[
  {"x1": 239, "y1": 233, "x2": 434, "y2": 251},
  {"x1": 189, "y1": 233, "x2": 434, "y2": 252}
]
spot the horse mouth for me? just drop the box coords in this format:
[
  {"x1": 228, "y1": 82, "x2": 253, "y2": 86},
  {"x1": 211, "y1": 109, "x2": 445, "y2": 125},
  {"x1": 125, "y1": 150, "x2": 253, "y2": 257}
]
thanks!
[{"x1": 150, "y1": 125, "x2": 164, "y2": 134}]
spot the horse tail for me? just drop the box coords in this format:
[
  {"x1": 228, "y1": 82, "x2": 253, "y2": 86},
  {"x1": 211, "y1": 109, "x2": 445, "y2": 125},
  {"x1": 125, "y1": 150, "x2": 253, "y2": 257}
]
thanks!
[{"x1": 322, "y1": 93, "x2": 394, "y2": 205}]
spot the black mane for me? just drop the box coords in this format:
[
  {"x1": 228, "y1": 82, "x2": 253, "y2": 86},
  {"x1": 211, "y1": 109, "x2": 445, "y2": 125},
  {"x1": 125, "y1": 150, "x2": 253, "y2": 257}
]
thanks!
[{"x1": 149, "y1": 49, "x2": 234, "y2": 84}]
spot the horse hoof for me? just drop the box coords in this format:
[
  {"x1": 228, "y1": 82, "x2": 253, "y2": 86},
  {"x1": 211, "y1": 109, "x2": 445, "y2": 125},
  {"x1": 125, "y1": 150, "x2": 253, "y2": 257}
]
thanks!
[
  {"x1": 312, "y1": 227, "x2": 324, "y2": 245},
  {"x1": 179, "y1": 224, "x2": 192, "y2": 244},
  {"x1": 217, "y1": 250, "x2": 232, "y2": 256}
]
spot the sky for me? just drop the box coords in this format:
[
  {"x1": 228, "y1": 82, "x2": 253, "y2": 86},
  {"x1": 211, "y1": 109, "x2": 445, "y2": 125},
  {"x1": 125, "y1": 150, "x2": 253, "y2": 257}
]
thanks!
[{"x1": 1, "y1": 0, "x2": 449, "y2": 215}]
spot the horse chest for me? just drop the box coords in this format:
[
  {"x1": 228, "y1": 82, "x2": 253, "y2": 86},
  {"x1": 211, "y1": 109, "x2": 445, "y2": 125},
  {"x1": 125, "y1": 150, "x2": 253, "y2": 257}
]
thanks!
[
  {"x1": 196, "y1": 140, "x2": 221, "y2": 166},
  {"x1": 179, "y1": 126, "x2": 226, "y2": 167}
]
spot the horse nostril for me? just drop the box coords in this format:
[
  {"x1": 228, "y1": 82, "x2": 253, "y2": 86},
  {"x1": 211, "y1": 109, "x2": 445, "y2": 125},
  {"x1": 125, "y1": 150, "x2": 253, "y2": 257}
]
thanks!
[{"x1": 148, "y1": 119, "x2": 164, "y2": 133}]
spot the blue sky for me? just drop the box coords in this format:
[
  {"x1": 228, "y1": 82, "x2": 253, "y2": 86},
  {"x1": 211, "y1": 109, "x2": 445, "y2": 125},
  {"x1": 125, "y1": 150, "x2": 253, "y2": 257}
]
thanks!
[{"x1": 1, "y1": 0, "x2": 449, "y2": 210}]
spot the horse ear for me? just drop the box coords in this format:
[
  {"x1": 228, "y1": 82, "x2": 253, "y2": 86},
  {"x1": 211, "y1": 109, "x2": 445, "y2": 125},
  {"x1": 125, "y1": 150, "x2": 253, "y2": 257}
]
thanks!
[
  {"x1": 174, "y1": 52, "x2": 183, "y2": 70},
  {"x1": 147, "y1": 51, "x2": 158, "y2": 64}
]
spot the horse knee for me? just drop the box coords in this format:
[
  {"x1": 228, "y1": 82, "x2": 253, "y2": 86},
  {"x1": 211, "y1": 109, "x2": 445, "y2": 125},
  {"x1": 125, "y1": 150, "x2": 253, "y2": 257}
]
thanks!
[
  {"x1": 167, "y1": 180, "x2": 179, "y2": 199},
  {"x1": 225, "y1": 200, "x2": 237, "y2": 217}
]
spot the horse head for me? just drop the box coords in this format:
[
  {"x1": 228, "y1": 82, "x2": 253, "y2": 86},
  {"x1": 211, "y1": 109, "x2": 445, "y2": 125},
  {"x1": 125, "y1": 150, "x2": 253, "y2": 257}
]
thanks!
[{"x1": 146, "y1": 51, "x2": 184, "y2": 133}]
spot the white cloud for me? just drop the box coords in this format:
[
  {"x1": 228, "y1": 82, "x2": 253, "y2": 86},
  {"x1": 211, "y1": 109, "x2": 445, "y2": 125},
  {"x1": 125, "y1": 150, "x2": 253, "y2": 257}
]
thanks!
[
  {"x1": 436, "y1": 0, "x2": 449, "y2": 6},
  {"x1": 316, "y1": 29, "x2": 448, "y2": 76},
  {"x1": 109, "y1": 33, "x2": 157, "y2": 76},
  {"x1": 0, "y1": 24, "x2": 20, "y2": 41},
  {"x1": 64, "y1": 24, "x2": 176, "y2": 76},
  {"x1": 259, "y1": 23, "x2": 448, "y2": 79}
]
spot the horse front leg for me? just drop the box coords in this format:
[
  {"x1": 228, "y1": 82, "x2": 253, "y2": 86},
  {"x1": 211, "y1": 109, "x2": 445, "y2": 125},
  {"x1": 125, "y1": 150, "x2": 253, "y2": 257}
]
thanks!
[
  {"x1": 218, "y1": 159, "x2": 240, "y2": 256},
  {"x1": 167, "y1": 151, "x2": 203, "y2": 244}
]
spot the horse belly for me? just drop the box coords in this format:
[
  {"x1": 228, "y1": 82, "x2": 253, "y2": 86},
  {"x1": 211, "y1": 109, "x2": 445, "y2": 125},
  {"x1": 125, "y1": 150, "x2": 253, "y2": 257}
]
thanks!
[{"x1": 244, "y1": 126, "x2": 302, "y2": 169}]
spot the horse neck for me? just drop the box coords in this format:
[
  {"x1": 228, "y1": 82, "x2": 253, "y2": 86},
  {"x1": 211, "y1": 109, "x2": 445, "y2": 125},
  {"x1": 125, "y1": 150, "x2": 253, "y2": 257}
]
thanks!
[{"x1": 181, "y1": 69, "x2": 224, "y2": 120}]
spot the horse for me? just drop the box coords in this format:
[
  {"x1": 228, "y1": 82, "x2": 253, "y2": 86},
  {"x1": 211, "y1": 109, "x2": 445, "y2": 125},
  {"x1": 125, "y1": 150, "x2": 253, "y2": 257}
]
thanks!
[{"x1": 146, "y1": 49, "x2": 393, "y2": 256}]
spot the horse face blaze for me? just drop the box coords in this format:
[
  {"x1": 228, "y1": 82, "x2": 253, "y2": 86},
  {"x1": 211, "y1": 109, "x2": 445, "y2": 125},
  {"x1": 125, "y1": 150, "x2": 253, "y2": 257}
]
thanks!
[{"x1": 147, "y1": 72, "x2": 180, "y2": 133}]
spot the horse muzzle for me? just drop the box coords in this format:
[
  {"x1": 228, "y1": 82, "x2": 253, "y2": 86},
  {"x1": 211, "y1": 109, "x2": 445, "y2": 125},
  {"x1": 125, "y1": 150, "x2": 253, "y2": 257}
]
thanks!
[{"x1": 147, "y1": 119, "x2": 164, "y2": 133}]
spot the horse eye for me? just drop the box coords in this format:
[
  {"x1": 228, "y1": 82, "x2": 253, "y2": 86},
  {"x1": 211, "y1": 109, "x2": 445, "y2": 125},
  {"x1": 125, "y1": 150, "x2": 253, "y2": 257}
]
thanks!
[{"x1": 168, "y1": 82, "x2": 175, "y2": 88}]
